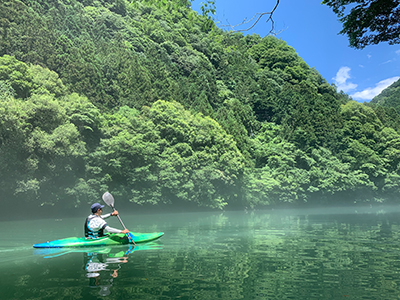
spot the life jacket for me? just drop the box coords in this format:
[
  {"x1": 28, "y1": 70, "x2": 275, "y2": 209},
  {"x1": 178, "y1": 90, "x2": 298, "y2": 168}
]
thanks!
[{"x1": 85, "y1": 215, "x2": 106, "y2": 238}]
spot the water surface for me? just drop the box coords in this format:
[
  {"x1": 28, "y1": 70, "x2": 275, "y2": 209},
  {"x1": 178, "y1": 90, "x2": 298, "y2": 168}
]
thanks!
[{"x1": 1, "y1": 207, "x2": 400, "y2": 299}]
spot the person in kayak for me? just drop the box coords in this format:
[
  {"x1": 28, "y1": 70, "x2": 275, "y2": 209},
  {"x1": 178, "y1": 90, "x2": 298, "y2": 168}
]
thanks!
[{"x1": 85, "y1": 203, "x2": 129, "y2": 238}]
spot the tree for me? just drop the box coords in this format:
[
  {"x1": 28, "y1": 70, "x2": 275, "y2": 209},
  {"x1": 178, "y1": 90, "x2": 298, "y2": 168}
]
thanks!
[
  {"x1": 0, "y1": 55, "x2": 34, "y2": 99},
  {"x1": 322, "y1": 0, "x2": 400, "y2": 49}
]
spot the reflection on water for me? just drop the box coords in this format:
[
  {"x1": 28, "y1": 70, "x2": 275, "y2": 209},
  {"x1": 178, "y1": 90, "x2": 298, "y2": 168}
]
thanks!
[
  {"x1": 2, "y1": 207, "x2": 400, "y2": 299},
  {"x1": 84, "y1": 246, "x2": 131, "y2": 297},
  {"x1": 33, "y1": 243, "x2": 162, "y2": 297}
]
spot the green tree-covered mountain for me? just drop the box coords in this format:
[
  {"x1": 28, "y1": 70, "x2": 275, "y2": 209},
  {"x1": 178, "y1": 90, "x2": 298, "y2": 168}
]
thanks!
[
  {"x1": 1, "y1": 0, "x2": 400, "y2": 213},
  {"x1": 370, "y1": 78, "x2": 400, "y2": 115}
]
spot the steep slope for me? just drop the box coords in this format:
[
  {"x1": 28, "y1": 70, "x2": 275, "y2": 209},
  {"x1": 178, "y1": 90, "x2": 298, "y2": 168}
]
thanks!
[{"x1": 370, "y1": 78, "x2": 400, "y2": 114}]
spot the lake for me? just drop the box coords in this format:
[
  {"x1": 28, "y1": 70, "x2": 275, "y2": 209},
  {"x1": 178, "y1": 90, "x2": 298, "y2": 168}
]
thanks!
[{"x1": 1, "y1": 206, "x2": 400, "y2": 300}]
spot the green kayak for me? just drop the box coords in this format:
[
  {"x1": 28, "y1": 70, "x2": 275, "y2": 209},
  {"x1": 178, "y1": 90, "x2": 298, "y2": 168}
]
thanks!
[{"x1": 33, "y1": 232, "x2": 164, "y2": 248}]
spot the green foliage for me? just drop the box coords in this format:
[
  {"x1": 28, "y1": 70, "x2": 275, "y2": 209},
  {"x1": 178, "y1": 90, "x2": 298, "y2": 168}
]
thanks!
[
  {"x1": 372, "y1": 106, "x2": 400, "y2": 133},
  {"x1": 370, "y1": 78, "x2": 400, "y2": 114},
  {"x1": 322, "y1": 0, "x2": 400, "y2": 48},
  {"x1": 216, "y1": 97, "x2": 256, "y2": 160},
  {"x1": 247, "y1": 123, "x2": 309, "y2": 206},
  {"x1": 0, "y1": 80, "x2": 15, "y2": 100},
  {"x1": 199, "y1": 0, "x2": 216, "y2": 32},
  {"x1": 30, "y1": 64, "x2": 67, "y2": 98},
  {"x1": 0, "y1": 94, "x2": 88, "y2": 206},
  {"x1": 0, "y1": 55, "x2": 34, "y2": 98},
  {"x1": 88, "y1": 100, "x2": 245, "y2": 209},
  {"x1": 331, "y1": 101, "x2": 400, "y2": 199},
  {"x1": 1, "y1": 0, "x2": 400, "y2": 211},
  {"x1": 247, "y1": 36, "x2": 311, "y2": 87},
  {"x1": 307, "y1": 147, "x2": 372, "y2": 196}
]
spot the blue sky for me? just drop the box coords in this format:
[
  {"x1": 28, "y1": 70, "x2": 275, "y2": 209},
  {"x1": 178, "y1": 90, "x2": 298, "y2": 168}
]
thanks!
[{"x1": 192, "y1": 0, "x2": 400, "y2": 102}]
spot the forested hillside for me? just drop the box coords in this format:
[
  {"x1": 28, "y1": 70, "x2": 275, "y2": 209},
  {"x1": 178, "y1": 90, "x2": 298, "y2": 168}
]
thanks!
[
  {"x1": 1, "y1": 0, "x2": 400, "y2": 213},
  {"x1": 370, "y1": 78, "x2": 400, "y2": 115}
]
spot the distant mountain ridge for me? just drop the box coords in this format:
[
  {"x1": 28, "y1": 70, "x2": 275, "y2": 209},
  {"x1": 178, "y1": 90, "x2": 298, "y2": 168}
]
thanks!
[{"x1": 370, "y1": 78, "x2": 400, "y2": 114}]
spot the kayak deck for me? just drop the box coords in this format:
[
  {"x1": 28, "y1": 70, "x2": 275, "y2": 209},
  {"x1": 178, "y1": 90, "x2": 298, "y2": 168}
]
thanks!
[{"x1": 33, "y1": 232, "x2": 164, "y2": 248}]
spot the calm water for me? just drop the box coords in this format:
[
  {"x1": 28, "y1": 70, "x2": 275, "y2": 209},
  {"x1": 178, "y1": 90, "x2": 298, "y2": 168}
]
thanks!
[{"x1": 1, "y1": 207, "x2": 400, "y2": 300}]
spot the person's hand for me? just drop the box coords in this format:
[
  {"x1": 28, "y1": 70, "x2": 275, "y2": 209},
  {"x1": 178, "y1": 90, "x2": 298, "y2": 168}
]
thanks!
[
  {"x1": 111, "y1": 210, "x2": 119, "y2": 216},
  {"x1": 121, "y1": 229, "x2": 129, "y2": 234}
]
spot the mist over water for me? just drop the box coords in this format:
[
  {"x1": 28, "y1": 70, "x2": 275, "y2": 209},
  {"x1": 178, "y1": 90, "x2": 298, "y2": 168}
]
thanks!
[{"x1": 2, "y1": 206, "x2": 400, "y2": 299}]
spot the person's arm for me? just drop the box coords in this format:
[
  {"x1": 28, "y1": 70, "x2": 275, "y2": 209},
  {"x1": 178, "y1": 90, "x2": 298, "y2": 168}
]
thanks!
[
  {"x1": 101, "y1": 211, "x2": 119, "y2": 219},
  {"x1": 105, "y1": 226, "x2": 129, "y2": 234},
  {"x1": 101, "y1": 213, "x2": 112, "y2": 219}
]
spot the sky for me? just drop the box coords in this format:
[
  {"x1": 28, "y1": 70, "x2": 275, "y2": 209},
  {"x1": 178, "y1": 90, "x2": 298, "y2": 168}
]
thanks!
[{"x1": 192, "y1": 0, "x2": 400, "y2": 102}]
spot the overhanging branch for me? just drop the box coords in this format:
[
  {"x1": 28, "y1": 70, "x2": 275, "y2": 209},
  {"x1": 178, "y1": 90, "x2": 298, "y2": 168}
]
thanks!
[{"x1": 220, "y1": 0, "x2": 280, "y2": 34}]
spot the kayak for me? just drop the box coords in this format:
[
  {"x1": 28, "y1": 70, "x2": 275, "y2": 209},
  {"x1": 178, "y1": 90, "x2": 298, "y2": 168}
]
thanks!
[{"x1": 33, "y1": 232, "x2": 164, "y2": 248}]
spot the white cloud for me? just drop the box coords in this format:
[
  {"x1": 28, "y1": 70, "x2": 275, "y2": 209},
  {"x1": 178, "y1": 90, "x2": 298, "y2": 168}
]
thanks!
[
  {"x1": 333, "y1": 66, "x2": 358, "y2": 93},
  {"x1": 382, "y1": 59, "x2": 394, "y2": 64},
  {"x1": 396, "y1": 49, "x2": 400, "y2": 55},
  {"x1": 351, "y1": 76, "x2": 400, "y2": 101}
]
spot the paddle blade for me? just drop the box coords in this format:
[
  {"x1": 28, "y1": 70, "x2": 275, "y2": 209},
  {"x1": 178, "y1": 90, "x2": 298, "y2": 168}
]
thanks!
[{"x1": 102, "y1": 192, "x2": 115, "y2": 207}]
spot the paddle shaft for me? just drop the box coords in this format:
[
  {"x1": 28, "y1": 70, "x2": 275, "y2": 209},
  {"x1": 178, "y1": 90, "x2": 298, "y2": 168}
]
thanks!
[
  {"x1": 110, "y1": 205, "x2": 127, "y2": 229},
  {"x1": 110, "y1": 204, "x2": 136, "y2": 245},
  {"x1": 102, "y1": 192, "x2": 136, "y2": 245}
]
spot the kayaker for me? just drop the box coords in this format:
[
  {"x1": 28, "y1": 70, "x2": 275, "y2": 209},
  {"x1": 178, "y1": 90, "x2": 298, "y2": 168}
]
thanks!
[{"x1": 85, "y1": 203, "x2": 130, "y2": 238}]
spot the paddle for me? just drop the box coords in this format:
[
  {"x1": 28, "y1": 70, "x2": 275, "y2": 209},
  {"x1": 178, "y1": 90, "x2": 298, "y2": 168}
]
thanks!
[{"x1": 102, "y1": 192, "x2": 136, "y2": 245}]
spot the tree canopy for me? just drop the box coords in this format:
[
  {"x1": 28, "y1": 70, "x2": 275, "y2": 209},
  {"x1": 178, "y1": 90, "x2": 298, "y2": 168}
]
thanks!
[
  {"x1": 1, "y1": 0, "x2": 400, "y2": 214},
  {"x1": 322, "y1": 0, "x2": 400, "y2": 48}
]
